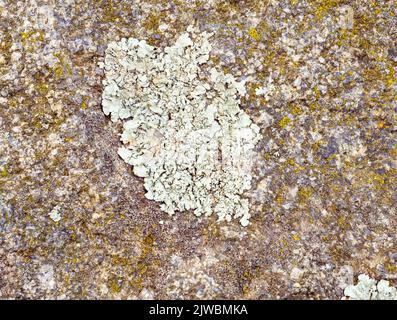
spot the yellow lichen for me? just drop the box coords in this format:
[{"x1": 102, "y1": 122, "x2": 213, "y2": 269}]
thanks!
[
  {"x1": 242, "y1": 284, "x2": 250, "y2": 295},
  {"x1": 20, "y1": 30, "x2": 36, "y2": 40},
  {"x1": 275, "y1": 189, "x2": 284, "y2": 205},
  {"x1": 20, "y1": 29, "x2": 45, "y2": 53},
  {"x1": 310, "y1": 0, "x2": 341, "y2": 20},
  {"x1": 248, "y1": 26, "x2": 261, "y2": 41},
  {"x1": 337, "y1": 216, "x2": 347, "y2": 227},
  {"x1": 279, "y1": 116, "x2": 291, "y2": 128},
  {"x1": 142, "y1": 12, "x2": 161, "y2": 32},
  {"x1": 376, "y1": 120, "x2": 386, "y2": 129},
  {"x1": 263, "y1": 152, "x2": 271, "y2": 160},
  {"x1": 385, "y1": 64, "x2": 396, "y2": 87},
  {"x1": 36, "y1": 82, "x2": 49, "y2": 95},
  {"x1": 285, "y1": 158, "x2": 296, "y2": 166},
  {"x1": 0, "y1": 167, "x2": 7, "y2": 177},
  {"x1": 51, "y1": 52, "x2": 72, "y2": 79},
  {"x1": 313, "y1": 86, "x2": 321, "y2": 99},
  {"x1": 109, "y1": 278, "x2": 121, "y2": 293},
  {"x1": 81, "y1": 97, "x2": 88, "y2": 109},
  {"x1": 298, "y1": 186, "x2": 313, "y2": 203},
  {"x1": 367, "y1": 171, "x2": 386, "y2": 189},
  {"x1": 290, "y1": 104, "x2": 303, "y2": 116},
  {"x1": 384, "y1": 262, "x2": 397, "y2": 274}
]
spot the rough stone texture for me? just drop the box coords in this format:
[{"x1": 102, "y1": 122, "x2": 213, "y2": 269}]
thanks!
[{"x1": 0, "y1": 0, "x2": 396, "y2": 299}]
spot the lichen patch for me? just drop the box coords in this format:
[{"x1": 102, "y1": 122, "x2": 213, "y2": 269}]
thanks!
[
  {"x1": 101, "y1": 26, "x2": 261, "y2": 226},
  {"x1": 343, "y1": 274, "x2": 397, "y2": 300}
]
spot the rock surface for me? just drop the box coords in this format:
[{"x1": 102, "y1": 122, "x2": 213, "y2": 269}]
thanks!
[{"x1": 0, "y1": 0, "x2": 396, "y2": 299}]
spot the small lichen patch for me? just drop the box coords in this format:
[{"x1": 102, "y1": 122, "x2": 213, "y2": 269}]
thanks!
[
  {"x1": 101, "y1": 26, "x2": 261, "y2": 226},
  {"x1": 48, "y1": 206, "x2": 61, "y2": 222},
  {"x1": 248, "y1": 26, "x2": 261, "y2": 41},
  {"x1": 279, "y1": 116, "x2": 292, "y2": 129},
  {"x1": 343, "y1": 274, "x2": 397, "y2": 300}
]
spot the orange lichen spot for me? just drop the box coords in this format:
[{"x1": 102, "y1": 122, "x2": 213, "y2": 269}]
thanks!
[
  {"x1": 38, "y1": 31, "x2": 45, "y2": 42},
  {"x1": 376, "y1": 120, "x2": 386, "y2": 129},
  {"x1": 293, "y1": 164, "x2": 305, "y2": 174},
  {"x1": 374, "y1": 7, "x2": 382, "y2": 15}
]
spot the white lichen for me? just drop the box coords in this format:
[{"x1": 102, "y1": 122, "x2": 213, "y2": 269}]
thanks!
[
  {"x1": 48, "y1": 206, "x2": 61, "y2": 222},
  {"x1": 343, "y1": 274, "x2": 397, "y2": 300},
  {"x1": 37, "y1": 264, "x2": 56, "y2": 291},
  {"x1": 101, "y1": 26, "x2": 261, "y2": 226}
]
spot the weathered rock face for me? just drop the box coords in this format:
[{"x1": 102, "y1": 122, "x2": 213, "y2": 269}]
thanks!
[{"x1": 0, "y1": 0, "x2": 396, "y2": 299}]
